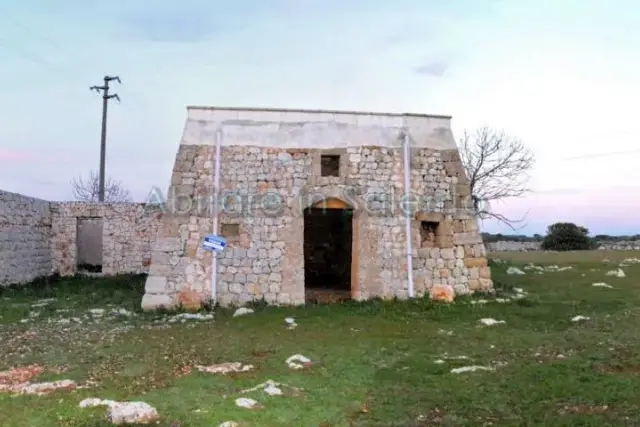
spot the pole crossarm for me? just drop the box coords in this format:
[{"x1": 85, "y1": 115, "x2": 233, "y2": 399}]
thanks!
[{"x1": 89, "y1": 75, "x2": 121, "y2": 202}]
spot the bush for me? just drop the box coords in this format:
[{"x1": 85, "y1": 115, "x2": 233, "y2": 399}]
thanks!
[{"x1": 540, "y1": 222, "x2": 595, "y2": 251}]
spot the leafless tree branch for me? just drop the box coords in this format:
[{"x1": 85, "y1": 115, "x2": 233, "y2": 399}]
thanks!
[
  {"x1": 71, "y1": 171, "x2": 131, "y2": 203},
  {"x1": 459, "y1": 127, "x2": 535, "y2": 230}
]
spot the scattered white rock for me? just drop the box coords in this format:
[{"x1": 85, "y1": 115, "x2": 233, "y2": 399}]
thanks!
[
  {"x1": 89, "y1": 308, "x2": 105, "y2": 316},
  {"x1": 434, "y1": 354, "x2": 469, "y2": 364},
  {"x1": 605, "y1": 269, "x2": 625, "y2": 278},
  {"x1": 80, "y1": 398, "x2": 116, "y2": 408},
  {"x1": 168, "y1": 313, "x2": 214, "y2": 323},
  {"x1": 108, "y1": 401, "x2": 159, "y2": 425},
  {"x1": 80, "y1": 399, "x2": 159, "y2": 424},
  {"x1": 219, "y1": 422, "x2": 239, "y2": 427},
  {"x1": 571, "y1": 315, "x2": 590, "y2": 322},
  {"x1": 263, "y1": 383, "x2": 283, "y2": 396},
  {"x1": 4, "y1": 380, "x2": 77, "y2": 396},
  {"x1": 195, "y1": 362, "x2": 254, "y2": 374},
  {"x1": 31, "y1": 298, "x2": 56, "y2": 308},
  {"x1": 286, "y1": 354, "x2": 312, "y2": 370},
  {"x1": 439, "y1": 354, "x2": 470, "y2": 360},
  {"x1": 285, "y1": 317, "x2": 298, "y2": 329},
  {"x1": 437, "y1": 329, "x2": 453, "y2": 336},
  {"x1": 524, "y1": 264, "x2": 573, "y2": 272},
  {"x1": 235, "y1": 397, "x2": 261, "y2": 409},
  {"x1": 239, "y1": 379, "x2": 301, "y2": 396},
  {"x1": 592, "y1": 282, "x2": 613, "y2": 289},
  {"x1": 450, "y1": 366, "x2": 495, "y2": 374},
  {"x1": 507, "y1": 267, "x2": 525, "y2": 275},
  {"x1": 479, "y1": 318, "x2": 506, "y2": 326},
  {"x1": 470, "y1": 299, "x2": 488, "y2": 305},
  {"x1": 233, "y1": 307, "x2": 254, "y2": 317},
  {"x1": 112, "y1": 308, "x2": 133, "y2": 316}
]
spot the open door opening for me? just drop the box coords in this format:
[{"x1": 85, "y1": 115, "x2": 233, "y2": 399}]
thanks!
[
  {"x1": 303, "y1": 198, "x2": 353, "y2": 304},
  {"x1": 76, "y1": 217, "x2": 103, "y2": 274}
]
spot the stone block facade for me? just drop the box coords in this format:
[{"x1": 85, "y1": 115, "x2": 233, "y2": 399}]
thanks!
[
  {"x1": 142, "y1": 106, "x2": 493, "y2": 309},
  {"x1": 0, "y1": 189, "x2": 162, "y2": 287}
]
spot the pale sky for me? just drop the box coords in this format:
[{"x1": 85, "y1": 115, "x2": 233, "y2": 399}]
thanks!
[{"x1": 1, "y1": 0, "x2": 639, "y2": 235}]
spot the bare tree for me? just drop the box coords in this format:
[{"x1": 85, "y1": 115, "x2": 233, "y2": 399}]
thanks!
[
  {"x1": 71, "y1": 171, "x2": 132, "y2": 203},
  {"x1": 459, "y1": 127, "x2": 535, "y2": 229}
]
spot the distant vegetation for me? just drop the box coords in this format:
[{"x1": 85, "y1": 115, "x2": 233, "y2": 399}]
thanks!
[{"x1": 482, "y1": 231, "x2": 640, "y2": 243}]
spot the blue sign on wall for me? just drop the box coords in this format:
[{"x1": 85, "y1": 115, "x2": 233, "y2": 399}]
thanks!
[{"x1": 201, "y1": 234, "x2": 226, "y2": 253}]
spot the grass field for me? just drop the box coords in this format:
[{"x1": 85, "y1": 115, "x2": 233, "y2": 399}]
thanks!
[{"x1": 1, "y1": 250, "x2": 640, "y2": 426}]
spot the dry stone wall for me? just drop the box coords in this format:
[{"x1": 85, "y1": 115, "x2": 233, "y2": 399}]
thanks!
[
  {"x1": 0, "y1": 189, "x2": 162, "y2": 286},
  {"x1": 486, "y1": 240, "x2": 640, "y2": 252},
  {"x1": 0, "y1": 190, "x2": 52, "y2": 286},
  {"x1": 50, "y1": 203, "x2": 163, "y2": 276}
]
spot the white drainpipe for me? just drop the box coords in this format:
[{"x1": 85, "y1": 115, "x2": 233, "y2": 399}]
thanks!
[
  {"x1": 402, "y1": 129, "x2": 415, "y2": 298},
  {"x1": 210, "y1": 128, "x2": 223, "y2": 307}
]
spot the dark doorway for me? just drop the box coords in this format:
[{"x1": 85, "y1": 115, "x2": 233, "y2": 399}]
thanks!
[
  {"x1": 76, "y1": 217, "x2": 103, "y2": 273},
  {"x1": 303, "y1": 200, "x2": 353, "y2": 304}
]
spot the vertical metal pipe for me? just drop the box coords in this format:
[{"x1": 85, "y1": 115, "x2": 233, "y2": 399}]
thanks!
[
  {"x1": 210, "y1": 129, "x2": 222, "y2": 307},
  {"x1": 402, "y1": 129, "x2": 415, "y2": 298}
]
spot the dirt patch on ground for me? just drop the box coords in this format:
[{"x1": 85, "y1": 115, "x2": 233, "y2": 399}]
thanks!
[
  {"x1": 558, "y1": 403, "x2": 609, "y2": 415},
  {"x1": 0, "y1": 364, "x2": 43, "y2": 387},
  {"x1": 592, "y1": 363, "x2": 640, "y2": 373}
]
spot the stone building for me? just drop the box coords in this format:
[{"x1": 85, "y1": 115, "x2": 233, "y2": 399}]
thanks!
[{"x1": 141, "y1": 106, "x2": 492, "y2": 310}]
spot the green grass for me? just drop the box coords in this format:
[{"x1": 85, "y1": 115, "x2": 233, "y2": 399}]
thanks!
[{"x1": 1, "y1": 251, "x2": 640, "y2": 426}]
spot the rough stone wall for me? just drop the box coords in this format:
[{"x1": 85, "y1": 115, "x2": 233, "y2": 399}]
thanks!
[
  {"x1": 598, "y1": 241, "x2": 640, "y2": 251},
  {"x1": 0, "y1": 190, "x2": 52, "y2": 286},
  {"x1": 50, "y1": 203, "x2": 163, "y2": 276},
  {"x1": 143, "y1": 143, "x2": 491, "y2": 309},
  {"x1": 487, "y1": 241, "x2": 542, "y2": 252},
  {"x1": 0, "y1": 189, "x2": 163, "y2": 287},
  {"x1": 409, "y1": 148, "x2": 491, "y2": 296}
]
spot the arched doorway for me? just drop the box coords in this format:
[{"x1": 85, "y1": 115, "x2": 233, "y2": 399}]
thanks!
[{"x1": 303, "y1": 197, "x2": 355, "y2": 303}]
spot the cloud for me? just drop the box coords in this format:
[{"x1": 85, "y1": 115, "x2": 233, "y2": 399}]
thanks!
[
  {"x1": 115, "y1": 0, "x2": 283, "y2": 43},
  {"x1": 119, "y1": 11, "x2": 225, "y2": 42},
  {"x1": 0, "y1": 149, "x2": 36, "y2": 162},
  {"x1": 414, "y1": 60, "x2": 449, "y2": 77}
]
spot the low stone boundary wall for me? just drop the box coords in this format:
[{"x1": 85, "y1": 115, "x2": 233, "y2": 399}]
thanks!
[
  {"x1": 0, "y1": 189, "x2": 163, "y2": 287},
  {"x1": 487, "y1": 240, "x2": 640, "y2": 252}
]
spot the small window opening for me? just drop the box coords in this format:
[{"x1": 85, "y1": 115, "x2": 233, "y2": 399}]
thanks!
[
  {"x1": 221, "y1": 224, "x2": 240, "y2": 237},
  {"x1": 321, "y1": 155, "x2": 340, "y2": 177},
  {"x1": 420, "y1": 221, "x2": 438, "y2": 248}
]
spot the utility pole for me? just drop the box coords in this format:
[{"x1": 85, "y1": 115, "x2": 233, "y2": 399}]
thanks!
[{"x1": 90, "y1": 75, "x2": 121, "y2": 202}]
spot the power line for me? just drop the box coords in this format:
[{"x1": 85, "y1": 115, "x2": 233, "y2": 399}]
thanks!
[
  {"x1": 0, "y1": 11, "x2": 148, "y2": 103},
  {"x1": 0, "y1": 37, "x2": 56, "y2": 68},
  {"x1": 90, "y1": 76, "x2": 121, "y2": 202}
]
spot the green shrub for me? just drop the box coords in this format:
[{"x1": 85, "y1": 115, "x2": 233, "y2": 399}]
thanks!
[{"x1": 540, "y1": 222, "x2": 595, "y2": 251}]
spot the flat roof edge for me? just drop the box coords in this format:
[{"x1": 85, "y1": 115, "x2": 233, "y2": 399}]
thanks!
[{"x1": 185, "y1": 105, "x2": 452, "y2": 120}]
